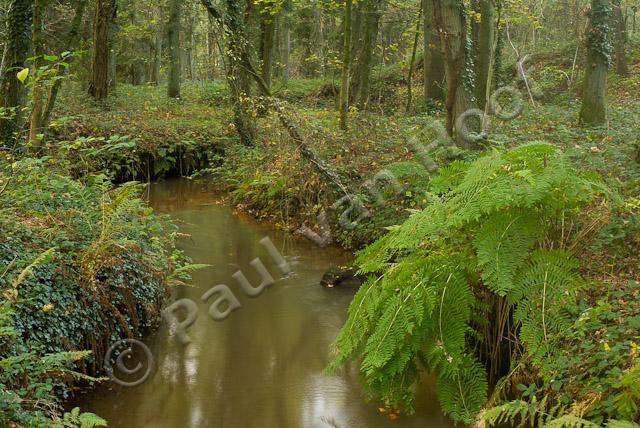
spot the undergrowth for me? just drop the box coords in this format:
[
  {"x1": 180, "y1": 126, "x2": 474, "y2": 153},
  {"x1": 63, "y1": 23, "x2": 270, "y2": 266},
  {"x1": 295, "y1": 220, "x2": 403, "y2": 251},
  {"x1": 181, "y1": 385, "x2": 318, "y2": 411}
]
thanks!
[{"x1": 0, "y1": 154, "x2": 194, "y2": 426}]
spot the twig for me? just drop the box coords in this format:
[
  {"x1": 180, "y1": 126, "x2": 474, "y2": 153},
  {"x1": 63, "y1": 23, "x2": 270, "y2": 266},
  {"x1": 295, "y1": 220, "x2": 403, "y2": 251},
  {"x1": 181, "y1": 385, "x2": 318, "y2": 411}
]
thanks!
[
  {"x1": 505, "y1": 22, "x2": 520, "y2": 59},
  {"x1": 569, "y1": 43, "x2": 580, "y2": 86},
  {"x1": 518, "y1": 54, "x2": 537, "y2": 108}
]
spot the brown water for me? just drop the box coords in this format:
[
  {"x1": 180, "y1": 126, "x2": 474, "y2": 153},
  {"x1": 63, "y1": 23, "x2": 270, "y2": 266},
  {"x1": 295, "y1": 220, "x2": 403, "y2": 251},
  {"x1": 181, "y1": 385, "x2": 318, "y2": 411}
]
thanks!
[{"x1": 73, "y1": 179, "x2": 453, "y2": 428}]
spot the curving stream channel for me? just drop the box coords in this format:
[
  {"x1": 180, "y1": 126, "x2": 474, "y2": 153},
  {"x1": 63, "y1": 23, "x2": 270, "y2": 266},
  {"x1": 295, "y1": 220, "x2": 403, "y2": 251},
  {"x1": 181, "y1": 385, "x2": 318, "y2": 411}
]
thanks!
[{"x1": 73, "y1": 179, "x2": 454, "y2": 428}]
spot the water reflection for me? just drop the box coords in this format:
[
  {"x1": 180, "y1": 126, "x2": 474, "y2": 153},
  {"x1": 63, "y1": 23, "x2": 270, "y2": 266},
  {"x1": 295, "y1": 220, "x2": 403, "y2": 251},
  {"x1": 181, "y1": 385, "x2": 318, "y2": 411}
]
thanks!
[{"x1": 72, "y1": 179, "x2": 454, "y2": 428}]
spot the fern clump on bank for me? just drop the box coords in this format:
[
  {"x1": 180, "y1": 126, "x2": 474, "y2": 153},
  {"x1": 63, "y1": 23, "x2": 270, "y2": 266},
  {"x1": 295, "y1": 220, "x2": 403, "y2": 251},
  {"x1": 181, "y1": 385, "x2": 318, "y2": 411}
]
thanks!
[
  {"x1": 0, "y1": 156, "x2": 192, "y2": 425},
  {"x1": 328, "y1": 142, "x2": 628, "y2": 424}
]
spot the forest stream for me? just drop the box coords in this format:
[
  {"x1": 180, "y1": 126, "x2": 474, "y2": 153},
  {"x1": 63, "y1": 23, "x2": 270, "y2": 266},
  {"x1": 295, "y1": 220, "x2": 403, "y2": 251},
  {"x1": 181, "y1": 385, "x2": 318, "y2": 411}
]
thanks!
[{"x1": 69, "y1": 179, "x2": 454, "y2": 428}]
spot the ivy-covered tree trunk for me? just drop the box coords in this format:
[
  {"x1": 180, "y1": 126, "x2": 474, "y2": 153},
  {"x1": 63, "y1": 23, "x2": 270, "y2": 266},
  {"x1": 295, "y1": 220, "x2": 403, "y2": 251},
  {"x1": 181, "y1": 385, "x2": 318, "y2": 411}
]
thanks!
[
  {"x1": 88, "y1": 0, "x2": 114, "y2": 100},
  {"x1": 351, "y1": 0, "x2": 384, "y2": 110},
  {"x1": 579, "y1": 0, "x2": 611, "y2": 126},
  {"x1": 423, "y1": 0, "x2": 445, "y2": 101},
  {"x1": 167, "y1": 0, "x2": 182, "y2": 98},
  {"x1": 339, "y1": 0, "x2": 353, "y2": 131},
  {"x1": 475, "y1": 0, "x2": 496, "y2": 108},
  {"x1": 224, "y1": 0, "x2": 256, "y2": 146},
  {"x1": 28, "y1": 0, "x2": 46, "y2": 153},
  {"x1": 612, "y1": 0, "x2": 628, "y2": 76},
  {"x1": 0, "y1": 0, "x2": 31, "y2": 145},
  {"x1": 433, "y1": 0, "x2": 477, "y2": 146}
]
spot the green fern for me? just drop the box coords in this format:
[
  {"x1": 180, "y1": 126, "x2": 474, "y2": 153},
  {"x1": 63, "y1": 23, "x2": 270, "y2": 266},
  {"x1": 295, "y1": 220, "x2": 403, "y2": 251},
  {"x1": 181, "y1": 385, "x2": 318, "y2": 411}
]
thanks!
[
  {"x1": 606, "y1": 421, "x2": 640, "y2": 428},
  {"x1": 430, "y1": 160, "x2": 470, "y2": 194},
  {"x1": 474, "y1": 211, "x2": 539, "y2": 296},
  {"x1": 330, "y1": 143, "x2": 605, "y2": 423},
  {"x1": 482, "y1": 396, "x2": 569, "y2": 427},
  {"x1": 509, "y1": 249, "x2": 584, "y2": 362},
  {"x1": 545, "y1": 416, "x2": 602, "y2": 428},
  {"x1": 483, "y1": 397, "x2": 639, "y2": 428},
  {"x1": 53, "y1": 407, "x2": 108, "y2": 428},
  {"x1": 437, "y1": 355, "x2": 488, "y2": 424}
]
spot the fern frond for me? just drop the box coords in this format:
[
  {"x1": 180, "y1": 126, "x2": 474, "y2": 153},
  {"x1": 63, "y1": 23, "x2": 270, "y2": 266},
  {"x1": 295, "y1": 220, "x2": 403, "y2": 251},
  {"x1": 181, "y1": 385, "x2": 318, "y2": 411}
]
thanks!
[
  {"x1": 510, "y1": 249, "x2": 583, "y2": 361},
  {"x1": 12, "y1": 247, "x2": 56, "y2": 290},
  {"x1": 474, "y1": 211, "x2": 539, "y2": 296},
  {"x1": 328, "y1": 274, "x2": 394, "y2": 369},
  {"x1": 545, "y1": 415, "x2": 602, "y2": 428},
  {"x1": 360, "y1": 277, "x2": 435, "y2": 376},
  {"x1": 430, "y1": 160, "x2": 470, "y2": 194},
  {"x1": 329, "y1": 143, "x2": 606, "y2": 423},
  {"x1": 483, "y1": 396, "x2": 568, "y2": 427},
  {"x1": 606, "y1": 420, "x2": 640, "y2": 428},
  {"x1": 423, "y1": 266, "x2": 475, "y2": 377},
  {"x1": 437, "y1": 356, "x2": 488, "y2": 424},
  {"x1": 483, "y1": 399, "x2": 532, "y2": 427}
]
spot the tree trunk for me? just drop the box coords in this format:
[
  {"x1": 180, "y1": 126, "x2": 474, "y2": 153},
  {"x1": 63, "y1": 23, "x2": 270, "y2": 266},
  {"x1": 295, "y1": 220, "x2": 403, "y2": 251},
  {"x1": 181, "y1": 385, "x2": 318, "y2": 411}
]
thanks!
[
  {"x1": 207, "y1": 13, "x2": 216, "y2": 80},
  {"x1": 88, "y1": 0, "x2": 114, "y2": 100},
  {"x1": 129, "y1": 8, "x2": 147, "y2": 85},
  {"x1": 28, "y1": 0, "x2": 46, "y2": 152},
  {"x1": 314, "y1": 6, "x2": 326, "y2": 77},
  {"x1": 612, "y1": 0, "x2": 628, "y2": 76},
  {"x1": 406, "y1": 3, "x2": 423, "y2": 114},
  {"x1": 108, "y1": 7, "x2": 118, "y2": 90},
  {"x1": 475, "y1": 0, "x2": 496, "y2": 108},
  {"x1": 423, "y1": 0, "x2": 445, "y2": 101},
  {"x1": 339, "y1": 0, "x2": 353, "y2": 131},
  {"x1": 259, "y1": 7, "x2": 276, "y2": 91},
  {"x1": 42, "y1": 0, "x2": 88, "y2": 134},
  {"x1": 580, "y1": 0, "x2": 611, "y2": 126},
  {"x1": 351, "y1": 0, "x2": 384, "y2": 110},
  {"x1": 185, "y1": 12, "x2": 195, "y2": 80},
  {"x1": 299, "y1": 4, "x2": 322, "y2": 77},
  {"x1": 282, "y1": 16, "x2": 291, "y2": 81},
  {"x1": 224, "y1": 0, "x2": 256, "y2": 146},
  {"x1": 275, "y1": 1, "x2": 292, "y2": 81},
  {"x1": 0, "y1": 0, "x2": 31, "y2": 145},
  {"x1": 151, "y1": 26, "x2": 163, "y2": 85},
  {"x1": 433, "y1": 0, "x2": 476, "y2": 146},
  {"x1": 167, "y1": 0, "x2": 182, "y2": 98}
]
